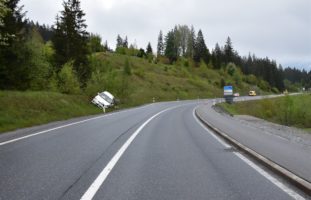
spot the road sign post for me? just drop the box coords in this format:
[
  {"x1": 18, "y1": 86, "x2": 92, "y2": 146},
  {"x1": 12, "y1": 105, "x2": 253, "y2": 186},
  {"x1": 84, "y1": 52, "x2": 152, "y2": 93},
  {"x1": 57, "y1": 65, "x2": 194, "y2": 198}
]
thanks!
[{"x1": 224, "y1": 86, "x2": 234, "y2": 104}]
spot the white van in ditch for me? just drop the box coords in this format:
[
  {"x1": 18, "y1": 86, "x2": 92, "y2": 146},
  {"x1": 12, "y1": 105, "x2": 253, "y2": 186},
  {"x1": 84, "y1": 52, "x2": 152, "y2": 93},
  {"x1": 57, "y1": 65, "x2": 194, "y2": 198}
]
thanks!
[{"x1": 91, "y1": 91, "x2": 115, "y2": 108}]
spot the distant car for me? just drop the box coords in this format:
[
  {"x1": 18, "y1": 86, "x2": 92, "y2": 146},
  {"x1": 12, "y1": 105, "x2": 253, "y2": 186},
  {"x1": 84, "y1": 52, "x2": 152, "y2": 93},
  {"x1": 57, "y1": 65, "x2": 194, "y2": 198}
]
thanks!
[
  {"x1": 233, "y1": 93, "x2": 240, "y2": 97},
  {"x1": 91, "y1": 91, "x2": 115, "y2": 108},
  {"x1": 248, "y1": 90, "x2": 256, "y2": 96}
]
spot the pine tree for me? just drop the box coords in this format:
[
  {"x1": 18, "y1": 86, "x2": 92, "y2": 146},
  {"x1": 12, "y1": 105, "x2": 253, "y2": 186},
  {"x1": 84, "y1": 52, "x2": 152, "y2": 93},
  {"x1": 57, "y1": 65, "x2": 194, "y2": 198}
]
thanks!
[
  {"x1": 123, "y1": 36, "x2": 128, "y2": 48},
  {"x1": 52, "y1": 0, "x2": 90, "y2": 86},
  {"x1": 116, "y1": 34, "x2": 123, "y2": 48},
  {"x1": 193, "y1": 30, "x2": 209, "y2": 64},
  {"x1": 224, "y1": 37, "x2": 234, "y2": 63},
  {"x1": 157, "y1": 30, "x2": 164, "y2": 56},
  {"x1": 0, "y1": 0, "x2": 31, "y2": 90},
  {"x1": 146, "y1": 42, "x2": 153, "y2": 54},
  {"x1": 212, "y1": 43, "x2": 222, "y2": 69},
  {"x1": 0, "y1": 0, "x2": 26, "y2": 47}
]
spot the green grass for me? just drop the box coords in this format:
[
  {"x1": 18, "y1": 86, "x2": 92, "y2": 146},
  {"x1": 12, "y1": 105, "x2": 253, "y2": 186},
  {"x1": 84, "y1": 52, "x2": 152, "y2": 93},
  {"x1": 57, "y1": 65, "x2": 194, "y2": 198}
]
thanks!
[
  {"x1": 0, "y1": 91, "x2": 102, "y2": 133},
  {"x1": 218, "y1": 94, "x2": 311, "y2": 131}
]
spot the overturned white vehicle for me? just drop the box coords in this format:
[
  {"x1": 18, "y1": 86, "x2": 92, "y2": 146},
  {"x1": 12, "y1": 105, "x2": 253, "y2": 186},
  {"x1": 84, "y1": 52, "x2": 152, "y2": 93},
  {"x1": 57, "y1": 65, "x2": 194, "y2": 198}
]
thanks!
[{"x1": 91, "y1": 91, "x2": 115, "y2": 109}]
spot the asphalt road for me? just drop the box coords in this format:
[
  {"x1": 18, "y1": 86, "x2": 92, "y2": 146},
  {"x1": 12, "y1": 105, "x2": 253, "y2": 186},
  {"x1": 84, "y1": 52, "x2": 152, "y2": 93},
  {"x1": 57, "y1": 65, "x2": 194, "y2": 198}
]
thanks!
[{"x1": 0, "y1": 100, "x2": 304, "y2": 200}]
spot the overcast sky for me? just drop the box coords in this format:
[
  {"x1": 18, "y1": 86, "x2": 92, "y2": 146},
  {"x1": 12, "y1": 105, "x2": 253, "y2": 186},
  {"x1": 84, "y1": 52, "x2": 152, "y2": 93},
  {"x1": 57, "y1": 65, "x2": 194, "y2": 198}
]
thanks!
[{"x1": 21, "y1": 0, "x2": 311, "y2": 71}]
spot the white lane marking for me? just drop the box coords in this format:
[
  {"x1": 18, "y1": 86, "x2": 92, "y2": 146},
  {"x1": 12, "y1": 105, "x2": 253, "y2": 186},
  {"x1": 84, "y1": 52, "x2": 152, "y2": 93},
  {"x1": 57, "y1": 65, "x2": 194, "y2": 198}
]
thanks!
[
  {"x1": 80, "y1": 106, "x2": 179, "y2": 200},
  {"x1": 192, "y1": 108, "x2": 305, "y2": 200},
  {"x1": 234, "y1": 153, "x2": 305, "y2": 200},
  {"x1": 0, "y1": 103, "x2": 157, "y2": 146},
  {"x1": 0, "y1": 115, "x2": 110, "y2": 146},
  {"x1": 192, "y1": 110, "x2": 231, "y2": 148}
]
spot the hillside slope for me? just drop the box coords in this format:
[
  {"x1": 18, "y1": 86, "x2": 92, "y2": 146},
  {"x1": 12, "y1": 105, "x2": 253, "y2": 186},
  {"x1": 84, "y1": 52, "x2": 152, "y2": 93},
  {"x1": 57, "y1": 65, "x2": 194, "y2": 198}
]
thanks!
[
  {"x1": 0, "y1": 52, "x2": 273, "y2": 132},
  {"x1": 86, "y1": 52, "x2": 271, "y2": 107}
]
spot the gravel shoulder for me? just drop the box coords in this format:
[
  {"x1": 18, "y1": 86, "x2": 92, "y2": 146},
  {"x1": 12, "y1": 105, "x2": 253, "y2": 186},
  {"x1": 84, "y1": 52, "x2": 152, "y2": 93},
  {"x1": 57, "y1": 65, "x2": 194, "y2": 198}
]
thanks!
[{"x1": 213, "y1": 105, "x2": 311, "y2": 150}]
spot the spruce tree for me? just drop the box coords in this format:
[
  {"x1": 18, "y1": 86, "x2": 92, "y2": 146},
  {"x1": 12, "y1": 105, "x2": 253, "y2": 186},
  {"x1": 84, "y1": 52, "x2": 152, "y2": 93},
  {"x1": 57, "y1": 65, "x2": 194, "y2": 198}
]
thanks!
[
  {"x1": 52, "y1": 0, "x2": 90, "y2": 86},
  {"x1": 0, "y1": 0, "x2": 30, "y2": 89},
  {"x1": 212, "y1": 43, "x2": 222, "y2": 69},
  {"x1": 123, "y1": 36, "x2": 128, "y2": 48},
  {"x1": 157, "y1": 30, "x2": 164, "y2": 56},
  {"x1": 224, "y1": 37, "x2": 234, "y2": 63},
  {"x1": 146, "y1": 42, "x2": 153, "y2": 54},
  {"x1": 193, "y1": 30, "x2": 209, "y2": 64},
  {"x1": 116, "y1": 34, "x2": 123, "y2": 48}
]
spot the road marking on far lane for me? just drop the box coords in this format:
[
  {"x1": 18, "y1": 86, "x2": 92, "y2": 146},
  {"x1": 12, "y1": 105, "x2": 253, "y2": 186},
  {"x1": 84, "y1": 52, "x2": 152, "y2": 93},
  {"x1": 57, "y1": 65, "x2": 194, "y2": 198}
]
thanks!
[
  {"x1": 0, "y1": 115, "x2": 112, "y2": 146},
  {"x1": 192, "y1": 108, "x2": 305, "y2": 200},
  {"x1": 0, "y1": 104, "x2": 157, "y2": 147},
  {"x1": 80, "y1": 106, "x2": 179, "y2": 200}
]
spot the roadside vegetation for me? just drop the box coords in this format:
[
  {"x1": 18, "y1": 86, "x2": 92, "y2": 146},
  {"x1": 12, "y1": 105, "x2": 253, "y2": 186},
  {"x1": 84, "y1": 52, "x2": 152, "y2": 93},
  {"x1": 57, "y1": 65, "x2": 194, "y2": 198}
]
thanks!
[
  {"x1": 0, "y1": 91, "x2": 101, "y2": 133},
  {"x1": 218, "y1": 94, "x2": 311, "y2": 131}
]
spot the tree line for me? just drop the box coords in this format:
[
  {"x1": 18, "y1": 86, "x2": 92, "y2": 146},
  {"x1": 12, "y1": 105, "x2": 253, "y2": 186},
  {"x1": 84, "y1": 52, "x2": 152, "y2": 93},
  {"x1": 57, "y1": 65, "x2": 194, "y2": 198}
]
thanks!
[{"x1": 156, "y1": 25, "x2": 310, "y2": 91}]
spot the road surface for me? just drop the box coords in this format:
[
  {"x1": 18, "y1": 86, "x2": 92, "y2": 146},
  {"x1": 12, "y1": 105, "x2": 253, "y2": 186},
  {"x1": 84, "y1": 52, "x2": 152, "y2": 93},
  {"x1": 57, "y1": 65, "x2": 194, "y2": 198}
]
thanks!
[{"x1": 0, "y1": 101, "x2": 306, "y2": 199}]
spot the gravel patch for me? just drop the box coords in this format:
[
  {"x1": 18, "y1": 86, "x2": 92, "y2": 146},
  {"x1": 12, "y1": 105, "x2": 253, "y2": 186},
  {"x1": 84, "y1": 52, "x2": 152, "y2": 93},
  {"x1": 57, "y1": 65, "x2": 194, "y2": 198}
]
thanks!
[{"x1": 213, "y1": 105, "x2": 311, "y2": 149}]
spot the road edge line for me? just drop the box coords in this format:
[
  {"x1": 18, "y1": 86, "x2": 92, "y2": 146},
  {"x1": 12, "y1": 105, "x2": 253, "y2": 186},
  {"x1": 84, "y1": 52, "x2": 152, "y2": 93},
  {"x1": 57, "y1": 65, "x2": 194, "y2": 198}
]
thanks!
[
  {"x1": 195, "y1": 107, "x2": 311, "y2": 195},
  {"x1": 0, "y1": 103, "x2": 157, "y2": 146}
]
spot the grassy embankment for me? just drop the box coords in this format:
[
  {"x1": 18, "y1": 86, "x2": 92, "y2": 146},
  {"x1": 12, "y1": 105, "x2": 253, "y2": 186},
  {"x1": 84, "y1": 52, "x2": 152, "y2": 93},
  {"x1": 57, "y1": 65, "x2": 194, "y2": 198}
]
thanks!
[
  {"x1": 0, "y1": 91, "x2": 102, "y2": 133},
  {"x1": 0, "y1": 52, "x2": 271, "y2": 133},
  {"x1": 218, "y1": 94, "x2": 311, "y2": 131}
]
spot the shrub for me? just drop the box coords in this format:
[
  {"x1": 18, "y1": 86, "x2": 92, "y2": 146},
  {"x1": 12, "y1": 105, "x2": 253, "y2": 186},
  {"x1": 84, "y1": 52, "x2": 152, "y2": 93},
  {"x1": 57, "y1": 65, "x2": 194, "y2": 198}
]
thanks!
[
  {"x1": 58, "y1": 61, "x2": 81, "y2": 94},
  {"x1": 226, "y1": 62, "x2": 237, "y2": 76}
]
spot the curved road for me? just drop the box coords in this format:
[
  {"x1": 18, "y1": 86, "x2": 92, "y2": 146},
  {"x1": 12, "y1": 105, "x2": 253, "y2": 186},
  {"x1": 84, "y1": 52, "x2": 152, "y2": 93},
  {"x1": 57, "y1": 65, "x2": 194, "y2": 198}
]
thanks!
[{"x1": 0, "y1": 101, "x2": 305, "y2": 199}]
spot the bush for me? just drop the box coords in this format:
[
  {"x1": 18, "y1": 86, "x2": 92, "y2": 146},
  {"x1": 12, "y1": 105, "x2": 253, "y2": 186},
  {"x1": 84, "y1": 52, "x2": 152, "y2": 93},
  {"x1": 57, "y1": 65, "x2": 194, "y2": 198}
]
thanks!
[
  {"x1": 85, "y1": 70, "x2": 105, "y2": 97},
  {"x1": 116, "y1": 47, "x2": 126, "y2": 55},
  {"x1": 226, "y1": 62, "x2": 237, "y2": 76},
  {"x1": 244, "y1": 75, "x2": 258, "y2": 85},
  {"x1": 58, "y1": 61, "x2": 81, "y2": 94}
]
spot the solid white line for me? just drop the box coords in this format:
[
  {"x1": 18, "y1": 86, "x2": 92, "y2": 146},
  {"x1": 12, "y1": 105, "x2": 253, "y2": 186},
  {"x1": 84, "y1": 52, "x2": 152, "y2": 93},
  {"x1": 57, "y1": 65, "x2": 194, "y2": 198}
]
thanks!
[
  {"x1": 0, "y1": 115, "x2": 111, "y2": 146},
  {"x1": 192, "y1": 108, "x2": 305, "y2": 200},
  {"x1": 0, "y1": 104, "x2": 155, "y2": 146},
  {"x1": 234, "y1": 153, "x2": 305, "y2": 200},
  {"x1": 80, "y1": 106, "x2": 178, "y2": 200},
  {"x1": 192, "y1": 110, "x2": 231, "y2": 148}
]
